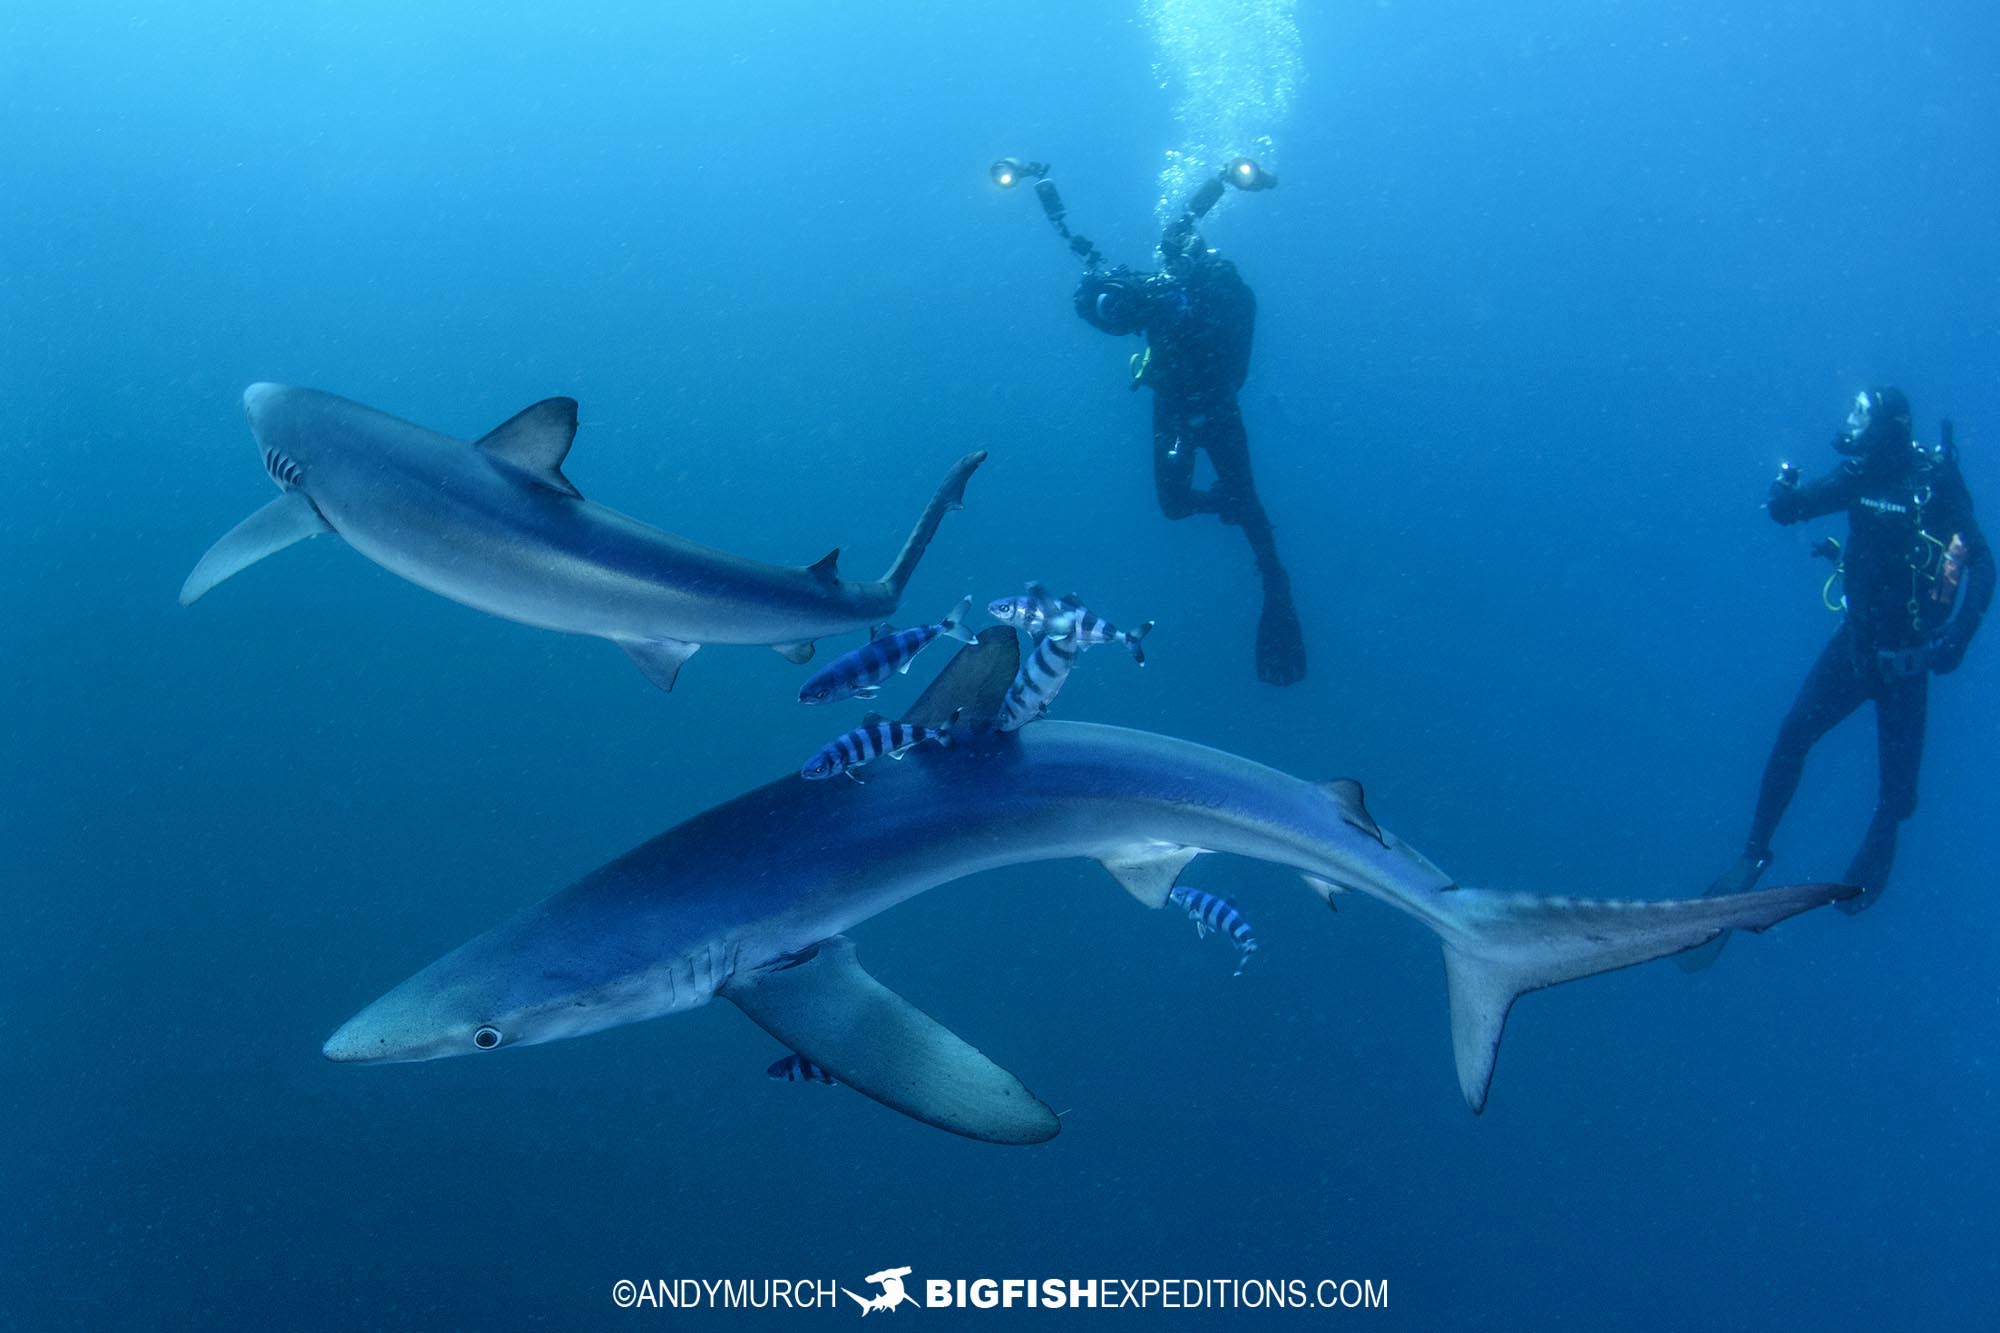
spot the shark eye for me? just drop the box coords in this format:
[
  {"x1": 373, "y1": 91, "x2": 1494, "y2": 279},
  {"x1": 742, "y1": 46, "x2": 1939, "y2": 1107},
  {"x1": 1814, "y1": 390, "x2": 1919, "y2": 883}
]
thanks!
[{"x1": 473, "y1": 1026, "x2": 502, "y2": 1050}]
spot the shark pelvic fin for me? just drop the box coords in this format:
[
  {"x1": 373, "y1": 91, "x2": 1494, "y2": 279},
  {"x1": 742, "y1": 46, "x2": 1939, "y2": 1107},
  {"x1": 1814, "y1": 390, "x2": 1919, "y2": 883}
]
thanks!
[
  {"x1": 179, "y1": 491, "x2": 330, "y2": 606},
  {"x1": 1098, "y1": 842, "x2": 1204, "y2": 908},
  {"x1": 475, "y1": 397, "x2": 581, "y2": 498},
  {"x1": 616, "y1": 636, "x2": 700, "y2": 691},
  {"x1": 722, "y1": 936, "x2": 1059, "y2": 1145},
  {"x1": 772, "y1": 640, "x2": 816, "y2": 664},
  {"x1": 901, "y1": 626, "x2": 1018, "y2": 734},
  {"x1": 1321, "y1": 779, "x2": 1387, "y2": 847}
]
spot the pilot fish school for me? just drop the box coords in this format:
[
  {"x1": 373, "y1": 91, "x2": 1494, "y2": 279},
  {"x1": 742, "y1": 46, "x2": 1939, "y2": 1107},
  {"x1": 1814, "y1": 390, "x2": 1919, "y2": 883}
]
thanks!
[{"x1": 180, "y1": 373, "x2": 1858, "y2": 1145}]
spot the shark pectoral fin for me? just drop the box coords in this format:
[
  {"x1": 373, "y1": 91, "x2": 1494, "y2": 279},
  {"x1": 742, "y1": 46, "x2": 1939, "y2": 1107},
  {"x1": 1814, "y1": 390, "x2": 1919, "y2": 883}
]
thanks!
[
  {"x1": 617, "y1": 636, "x2": 700, "y2": 691},
  {"x1": 474, "y1": 397, "x2": 582, "y2": 498},
  {"x1": 1321, "y1": 779, "x2": 1387, "y2": 847},
  {"x1": 772, "y1": 640, "x2": 816, "y2": 664},
  {"x1": 722, "y1": 936, "x2": 1059, "y2": 1146},
  {"x1": 1098, "y1": 843, "x2": 1204, "y2": 908},
  {"x1": 179, "y1": 491, "x2": 330, "y2": 606},
  {"x1": 901, "y1": 626, "x2": 1019, "y2": 734},
  {"x1": 1434, "y1": 881, "x2": 1860, "y2": 1113}
]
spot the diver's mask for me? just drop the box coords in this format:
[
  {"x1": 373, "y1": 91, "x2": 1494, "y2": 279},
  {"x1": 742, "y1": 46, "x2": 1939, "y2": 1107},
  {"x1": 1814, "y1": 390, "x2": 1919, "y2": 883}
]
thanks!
[
  {"x1": 1834, "y1": 387, "x2": 1912, "y2": 459},
  {"x1": 1835, "y1": 391, "x2": 1876, "y2": 456}
]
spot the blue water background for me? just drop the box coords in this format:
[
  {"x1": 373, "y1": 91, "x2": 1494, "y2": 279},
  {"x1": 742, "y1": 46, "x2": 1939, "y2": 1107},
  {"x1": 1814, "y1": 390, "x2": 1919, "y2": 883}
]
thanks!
[{"x1": 3, "y1": 2, "x2": 1995, "y2": 1327}]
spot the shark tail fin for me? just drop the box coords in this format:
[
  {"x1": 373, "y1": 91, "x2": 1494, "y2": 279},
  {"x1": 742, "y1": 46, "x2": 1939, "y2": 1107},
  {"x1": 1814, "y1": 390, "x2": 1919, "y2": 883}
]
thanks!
[
  {"x1": 878, "y1": 452, "x2": 987, "y2": 597},
  {"x1": 1431, "y1": 881, "x2": 1860, "y2": 1113}
]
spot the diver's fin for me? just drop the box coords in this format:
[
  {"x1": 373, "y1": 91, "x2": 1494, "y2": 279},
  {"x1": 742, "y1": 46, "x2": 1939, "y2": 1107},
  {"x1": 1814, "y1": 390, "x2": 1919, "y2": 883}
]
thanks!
[
  {"x1": 179, "y1": 491, "x2": 330, "y2": 606},
  {"x1": 616, "y1": 636, "x2": 700, "y2": 691},
  {"x1": 1434, "y1": 881, "x2": 1860, "y2": 1113},
  {"x1": 772, "y1": 640, "x2": 816, "y2": 664},
  {"x1": 1322, "y1": 779, "x2": 1387, "y2": 847},
  {"x1": 879, "y1": 451, "x2": 987, "y2": 595},
  {"x1": 721, "y1": 936, "x2": 1059, "y2": 1145},
  {"x1": 475, "y1": 397, "x2": 581, "y2": 498},
  {"x1": 941, "y1": 595, "x2": 977, "y2": 644},
  {"x1": 1098, "y1": 842, "x2": 1205, "y2": 908},
  {"x1": 1676, "y1": 854, "x2": 1775, "y2": 973},
  {"x1": 901, "y1": 625, "x2": 1018, "y2": 733},
  {"x1": 806, "y1": 549, "x2": 841, "y2": 583}
]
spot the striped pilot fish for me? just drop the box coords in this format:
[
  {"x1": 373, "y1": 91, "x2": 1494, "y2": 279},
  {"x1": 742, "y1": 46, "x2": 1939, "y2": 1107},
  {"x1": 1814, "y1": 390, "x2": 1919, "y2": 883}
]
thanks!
[
  {"x1": 798, "y1": 596, "x2": 977, "y2": 704},
  {"x1": 1168, "y1": 885, "x2": 1260, "y2": 975},
  {"x1": 800, "y1": 714, "x2": 957, "y2": 781},
  {"x1": 988, "y1": 583, "x2": 1152, "y2": 665},
  {"x1": 995, "y1": 613, "x2": 1082, "y2": 733},
  {"x1": 767, "y1": 1053, "x2": 838, "y2": 1085}
]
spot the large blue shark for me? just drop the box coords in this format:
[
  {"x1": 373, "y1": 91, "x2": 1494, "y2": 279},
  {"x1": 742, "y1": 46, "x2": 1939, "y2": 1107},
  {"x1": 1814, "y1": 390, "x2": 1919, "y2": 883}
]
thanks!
[
  {"x1": 182, "y1": 384, "x2": 985, "y2": 689},
  {"x1": 323, "y1": 632, "x2": 1859, "y2": 1143}
]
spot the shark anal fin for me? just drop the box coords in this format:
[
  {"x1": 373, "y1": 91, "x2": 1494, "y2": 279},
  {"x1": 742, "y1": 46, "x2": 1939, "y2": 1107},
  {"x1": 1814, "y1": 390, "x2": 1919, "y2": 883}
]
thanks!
[
  {"x1": 1322, "y1": 779, "x2": 1387, "y2": 846},
  {"x1": 180, "y1": 491, "x2": 330, "y2": 606},
  {"x1": 773, "y1": 640, "x2": 816, "y2": 664},
  {"x1": 721, "y1": 936, "x2": 1059, "y2": 1145},
  {"x1": 1098, "y1": 843, "x2": 1204, "y2": 908},
  {"x1": 901, "y1": 626, "x2": 1019, "y2": 734},
  {"x1": 617, "y1": 636, "x2": 700, "y2": 691},
  {"x1": 475, "y1": 397, "x2": 582, "y2": 498}
]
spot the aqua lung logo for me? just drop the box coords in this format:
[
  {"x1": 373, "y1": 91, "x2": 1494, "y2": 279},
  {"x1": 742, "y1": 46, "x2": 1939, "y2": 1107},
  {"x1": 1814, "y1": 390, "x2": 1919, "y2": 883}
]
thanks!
[{"x1": 843, "y1": 1266, "x2": 917, "y2": 1316}]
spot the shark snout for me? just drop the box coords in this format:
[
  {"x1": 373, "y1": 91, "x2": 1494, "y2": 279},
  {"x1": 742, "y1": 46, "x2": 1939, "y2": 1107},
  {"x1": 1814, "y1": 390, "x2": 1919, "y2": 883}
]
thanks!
[
  {"x1": 241, "y1": 381, "x2": 285, "y2": 431},
  {"x1": 322, "y1": 1010, "x2": 391, "y2": 1064}
]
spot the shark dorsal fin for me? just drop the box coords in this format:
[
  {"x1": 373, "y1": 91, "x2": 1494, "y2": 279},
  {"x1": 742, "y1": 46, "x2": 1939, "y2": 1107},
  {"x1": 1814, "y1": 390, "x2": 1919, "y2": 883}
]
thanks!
[
  {"x1": 900, "y1": 626, "x2": 1018, "y2": 733},
  {"x1": 807, "y1": 549, "x2": 841, "y2": 583},
  {"x1": 475, "y1": 397, "x2": 581, "y2": 498},
  {"x1": 1322, "y1": 778, "x2": 1387, "y2": 846}
]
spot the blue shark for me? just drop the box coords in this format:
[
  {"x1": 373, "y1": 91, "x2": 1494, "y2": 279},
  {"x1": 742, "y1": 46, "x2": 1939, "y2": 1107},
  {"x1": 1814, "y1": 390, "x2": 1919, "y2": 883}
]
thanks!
[
  {"x1": 323, "y1": 632, "x2": 1859, "y2": 1143},
  {"x1": 181, "y1": 384, "x2": 985, "y2": 689}
]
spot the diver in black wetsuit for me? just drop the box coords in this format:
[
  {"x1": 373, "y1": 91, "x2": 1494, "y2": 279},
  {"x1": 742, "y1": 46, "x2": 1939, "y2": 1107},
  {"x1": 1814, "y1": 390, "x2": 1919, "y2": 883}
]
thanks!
[
  {"x1": 1707, "y1": 387, "x2": 1993, "y2": 912},
  {"x1": 993, "y1": 155, "x2": 1307, "y2": 685}
]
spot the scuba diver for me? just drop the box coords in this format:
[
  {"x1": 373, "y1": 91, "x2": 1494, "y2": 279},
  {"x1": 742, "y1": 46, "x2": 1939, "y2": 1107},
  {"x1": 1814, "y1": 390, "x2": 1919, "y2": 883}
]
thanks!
[
  {"x1": 992, "y1": 156, "x2": 1307, "y2": 685},
  {"x1": 1700, "y1": 387, "x2": 1992, "y2": 931}
]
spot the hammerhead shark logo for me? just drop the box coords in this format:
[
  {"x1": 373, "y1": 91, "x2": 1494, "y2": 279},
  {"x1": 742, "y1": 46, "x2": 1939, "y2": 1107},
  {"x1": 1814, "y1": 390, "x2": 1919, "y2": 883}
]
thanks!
[{"x1": 842, "y1": 1266, "x2": 917, "y2": 1316}]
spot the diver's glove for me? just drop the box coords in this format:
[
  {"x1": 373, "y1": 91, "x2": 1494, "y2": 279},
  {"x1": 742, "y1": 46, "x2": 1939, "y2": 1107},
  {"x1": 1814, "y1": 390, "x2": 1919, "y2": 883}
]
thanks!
[
  {"x1": 1930, "y1": 618, "x2": 1977, "y2": 675},
  {"x1": 1766, "y1": 478, "x2": 1802, "y2": 523}
]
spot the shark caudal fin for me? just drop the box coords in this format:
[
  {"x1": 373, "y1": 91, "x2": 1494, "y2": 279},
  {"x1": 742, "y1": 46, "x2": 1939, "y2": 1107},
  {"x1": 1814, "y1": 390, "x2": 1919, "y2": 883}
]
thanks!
[
  {"x1": 878, "y1": 451, "x2": 987, "y2": 597},
  {"x1": 1433, "y1": 881, "x2": 1861, "y2": 1112}
]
